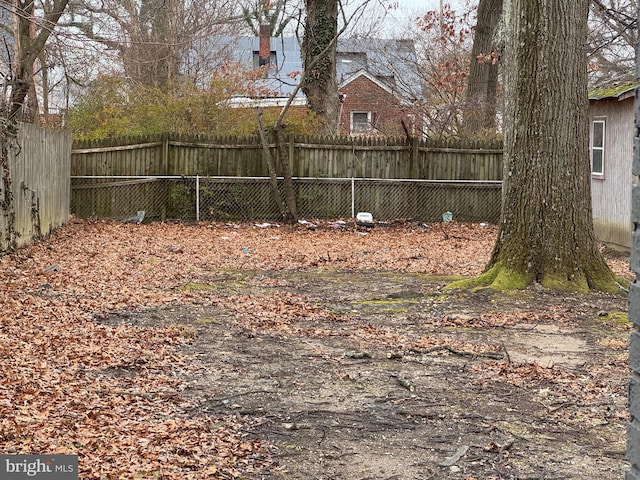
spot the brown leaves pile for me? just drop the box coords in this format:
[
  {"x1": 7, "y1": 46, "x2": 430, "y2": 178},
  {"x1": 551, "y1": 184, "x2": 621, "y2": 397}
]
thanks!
[{"x1": 0, "y1": 218, "x2": 631, "y2": 478}]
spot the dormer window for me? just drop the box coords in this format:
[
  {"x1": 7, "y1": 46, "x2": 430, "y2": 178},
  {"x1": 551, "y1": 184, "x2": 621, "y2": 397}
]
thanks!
[{"x1": 253, "y1": 51, "x2": 277, "y2": 71}]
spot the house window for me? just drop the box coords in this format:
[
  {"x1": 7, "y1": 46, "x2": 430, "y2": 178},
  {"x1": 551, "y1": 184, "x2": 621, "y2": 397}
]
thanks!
[
  {"x1": 351, "y1": 111, "x2": 370, "y2": 134},
  {"x1": 252, "y1": 51, "x2": 277, "y2": 72},
  {"x1": 591, "y1": 120, "x2": 605, "y2": 176}
]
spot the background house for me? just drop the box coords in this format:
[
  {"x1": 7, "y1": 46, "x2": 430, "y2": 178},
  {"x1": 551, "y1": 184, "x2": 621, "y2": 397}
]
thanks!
[
  {"x1": 216, "y1": 33, "x2": 424, "y2": 136},
  {"x1": 213, "y1": 34, "x2": 306, "y2": 107},
  {"x1": 588, "y1": 83, "x2": 636, "y2": 249},
  {"x1": 336, "y1": 38, "x2": 424, "y2": 137}
]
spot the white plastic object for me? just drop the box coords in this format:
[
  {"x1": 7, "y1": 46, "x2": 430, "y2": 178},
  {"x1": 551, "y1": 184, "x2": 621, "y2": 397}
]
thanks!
[{"x1": 356, "y1": 212, "x2": 373, "y2": 223}]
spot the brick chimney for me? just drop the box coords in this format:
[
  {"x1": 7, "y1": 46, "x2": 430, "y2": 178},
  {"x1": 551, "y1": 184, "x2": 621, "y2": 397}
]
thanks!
[{"x1": 259, "y1": 24, "x2": 270, "y2": 66}]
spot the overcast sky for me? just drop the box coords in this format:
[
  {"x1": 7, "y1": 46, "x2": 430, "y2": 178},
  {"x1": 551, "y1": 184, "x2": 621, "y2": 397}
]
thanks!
[
  {"x1": 391, "y1": 0, "x2": 469, "y2": 17},
  {"x1": 379, "y1": 0, "x2": 472, "y2": 36}
]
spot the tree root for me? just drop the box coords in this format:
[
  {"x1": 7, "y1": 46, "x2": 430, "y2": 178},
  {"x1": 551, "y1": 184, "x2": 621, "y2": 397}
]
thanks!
[
  {"x1": 408, "y1": 345, "x2": 504, "y2": 360},
  {"x1": 444, "y1": 264, "x2": 528, "y2": 291},
  {"x1": 444, "y1": 261, "x2": 623, "y2": 294}
]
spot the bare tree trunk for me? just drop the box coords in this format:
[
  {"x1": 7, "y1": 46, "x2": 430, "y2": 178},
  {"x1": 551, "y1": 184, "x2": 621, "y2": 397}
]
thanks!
[
  {"x1": 10, "y1": 0, "x2": 69, "y2": 121},
  {"x1": 257, "y1": 108, "x2": 289, "y2": 220},
  {"x1": 452, "y1": 0, "x2": 619, "y2": 293},
  {"x1": 301, "y1": 0, "x2": 340, "y2": 135},
  {"x1": 273, "y1": 127, "x2": 297, "y2": 222},
  {"x1": 462, "y1": 0, "x2": 502, "y2": 136},
  {"x1": 261, "y1": 0, "x2": 364, "y2": 218},
  {"x1": 70, "y1": 0, "x2": 220, "y2": 90}
]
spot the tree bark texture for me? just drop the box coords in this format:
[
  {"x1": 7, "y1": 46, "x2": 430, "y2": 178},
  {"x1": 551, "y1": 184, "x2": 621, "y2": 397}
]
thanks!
[
  {"x1": 301, "y1": 0, "x2": 340, "y2": 135},
  {"x1": 11, "y1": 0, "x2": 70, "y2": 121},
  {"x1": 273, "y1": 128, "x2": 298, "y2": 223},
  {"x1": 256, "y1": 108, "x2": 288, "y2": 219},
  {"x1": 72, "y1": 0, "x2": 196, "y2": 90},
  {"x1": 462, "y1": 0, "x2": 502, "y2": 135},
  {"x1": 486, "y1": 0, "x2": 618, "y2": 291},
  {"x1": 256, "y1": 109, "x2": 298, "y2": 223},
  {"x1": 126, "y1": 0, "x2": 180, "y2": 89}
]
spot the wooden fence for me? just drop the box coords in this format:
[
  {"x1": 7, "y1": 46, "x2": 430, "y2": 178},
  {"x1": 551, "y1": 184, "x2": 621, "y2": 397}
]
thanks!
[
  {"x1": 71, "y1": 134, "x2": 504, "y2": 180},
  {"x1": 1, "y1": 123, "x2": 72, "y2": 252},
  {"x1": 70, "y1": 135, "x2": 504, "y2": 223},
  {"x1": 68, "y1": 131, "x2": 635, "y2": 249}
]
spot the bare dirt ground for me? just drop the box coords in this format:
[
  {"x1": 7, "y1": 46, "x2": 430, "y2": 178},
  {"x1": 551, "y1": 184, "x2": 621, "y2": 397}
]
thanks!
[
  {"x1": 2, "y1": 220, "x2": 632, "y2": 479},
  {"x1": 95, "y1": 230, "x2": 631, "y2": 480}
]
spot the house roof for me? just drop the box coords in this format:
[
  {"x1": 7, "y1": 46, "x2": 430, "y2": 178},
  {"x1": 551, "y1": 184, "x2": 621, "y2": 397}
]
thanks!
[
  {"x1": 336, "y1": 38, "x2": 423, "y2": 103},
  {"x1": 207, "y1": 36, "x2": 304, "y2": 99},
  {"x1": 589, "y1": 82, "x2": 638, "y2": 101},
  {"x1": 209, "y1": 35, "x2": 423, "y2": 104},
  {"x1": 339, "y1": 69, "x2": 395, "y2": 95}
]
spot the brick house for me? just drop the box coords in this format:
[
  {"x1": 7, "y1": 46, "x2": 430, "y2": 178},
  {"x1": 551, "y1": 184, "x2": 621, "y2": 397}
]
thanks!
[
  {"x1": 338, "y1": 69, "x2": 420, "y2": 137},
  {"x1": 336, "y1": 38, "x2": 424, "y2": 137},
  {"x1": 216, "y1": 33, "x2": 424, "y2": 137}
]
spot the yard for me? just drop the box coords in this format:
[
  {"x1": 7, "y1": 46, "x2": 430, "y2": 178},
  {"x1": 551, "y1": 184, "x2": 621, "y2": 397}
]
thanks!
[{"x1": 0, "y1": 218, "x2": 632, "y2": 479}]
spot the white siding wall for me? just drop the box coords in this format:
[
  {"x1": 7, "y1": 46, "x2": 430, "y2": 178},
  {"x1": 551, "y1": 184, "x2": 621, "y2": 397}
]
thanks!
[{"x1": 589, "y1": 96, "x2": 634, "y2": 248}]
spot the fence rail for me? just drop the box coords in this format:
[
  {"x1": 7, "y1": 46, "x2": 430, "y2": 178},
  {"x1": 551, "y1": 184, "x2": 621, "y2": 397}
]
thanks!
[
  {"x1": 72, "y1": 134, "x2": 504, "y2": 180},
  {"x1": 71, "y1": 175, "x2": 501, "y2": 224},
  {"x1": 69, "y1": 133, "x2": 627, "y2": 249}
]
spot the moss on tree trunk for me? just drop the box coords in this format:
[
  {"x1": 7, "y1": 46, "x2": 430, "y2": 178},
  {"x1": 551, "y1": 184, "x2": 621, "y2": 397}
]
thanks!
[{"x1": 448, "y1": 0, "x2": 621, "y2": 294}]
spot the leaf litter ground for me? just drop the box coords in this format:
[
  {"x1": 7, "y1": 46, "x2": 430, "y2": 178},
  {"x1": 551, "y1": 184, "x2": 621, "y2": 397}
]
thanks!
[{"x1": 0, "y1": 219, "x2": 632, "y2": 479}]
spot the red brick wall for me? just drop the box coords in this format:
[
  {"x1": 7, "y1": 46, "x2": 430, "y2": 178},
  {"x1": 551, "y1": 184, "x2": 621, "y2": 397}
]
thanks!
[{"x1": 338, "y1": 75, "x2": 421, "y2": 137}]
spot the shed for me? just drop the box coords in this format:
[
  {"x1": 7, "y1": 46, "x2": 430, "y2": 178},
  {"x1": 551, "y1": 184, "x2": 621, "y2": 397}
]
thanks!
[{"x1": 588, "y1": 83, "x2": 636, "y2": 249}]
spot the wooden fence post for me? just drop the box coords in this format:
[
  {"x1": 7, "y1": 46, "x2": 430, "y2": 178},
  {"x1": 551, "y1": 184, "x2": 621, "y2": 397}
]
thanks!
[
  {"x1": 162, "y1": 133, "x2": 169, "y2": 175},
  {"x1": 289, "y1": 133, "x2": 295, "y2": 176},
  {"x1": 410, "y1": 137, "x2": 419, "y2": 179}
]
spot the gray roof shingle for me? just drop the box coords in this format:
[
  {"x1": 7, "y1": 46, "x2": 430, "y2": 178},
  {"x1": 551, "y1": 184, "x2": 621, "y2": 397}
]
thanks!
[{"x1": 208, "y1": 35, "x2": 422, "y2": 102}]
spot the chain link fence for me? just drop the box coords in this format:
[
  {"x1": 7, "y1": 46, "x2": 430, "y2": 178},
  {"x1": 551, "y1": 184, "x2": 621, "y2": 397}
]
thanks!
[{"x1": 71, "y1": 176, "x2": 501, "y2": 224}]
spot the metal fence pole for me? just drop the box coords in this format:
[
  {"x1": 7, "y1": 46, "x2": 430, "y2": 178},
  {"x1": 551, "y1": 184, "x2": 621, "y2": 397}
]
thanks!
[
  {"x1": 70, "y1": 175, "x2": 503, "y2": 224},
  {"x1": 196, "y1": 175, "x2": 200, "y2": 222},
  {"x1": 351, "y1": 177, "x2": 355, "y2": 218}
]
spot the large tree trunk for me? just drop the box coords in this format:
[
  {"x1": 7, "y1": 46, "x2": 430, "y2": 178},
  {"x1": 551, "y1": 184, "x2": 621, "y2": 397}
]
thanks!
[
  {"x1": 453, "y1": 0, "x2": 619, "y2": 293},
  {"x1": 301, "y1": 0, "x2": 340, "y2": 135},
  {"x1": 462, "y1": 0, "x2": 502, "y2": 135},
  {"x1": 10, "y1": 0, "x2": 69, "y2": 121}
]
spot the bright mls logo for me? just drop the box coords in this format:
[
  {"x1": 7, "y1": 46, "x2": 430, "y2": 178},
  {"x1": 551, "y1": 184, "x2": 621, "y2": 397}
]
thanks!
[{"x1": 0, "y1": 455, "x2": 77, "y2": 479}]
